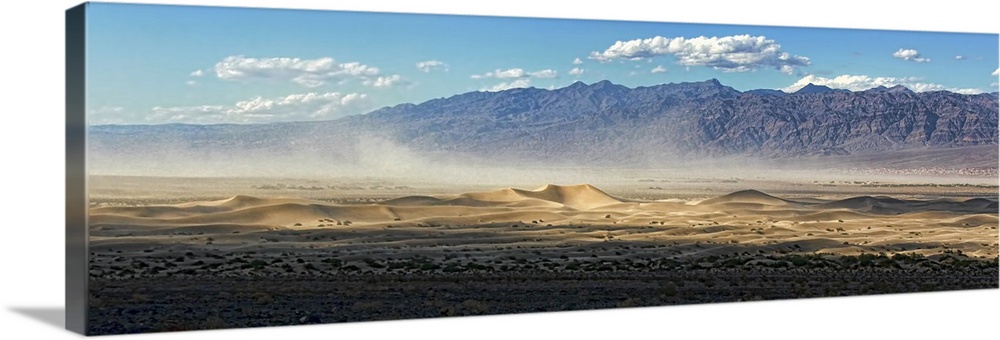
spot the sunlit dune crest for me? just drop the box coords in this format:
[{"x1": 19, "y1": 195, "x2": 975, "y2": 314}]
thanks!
[{"x1": 697, "y1": 189, "x2": 790, "y2": 206}]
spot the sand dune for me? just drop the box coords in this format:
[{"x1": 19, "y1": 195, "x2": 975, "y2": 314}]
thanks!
[
  {"x1": 514, "y1": 184, "x2": 624, "y2": 210},
  {"x1": 89, "y1": 184, "x2": 998, "y2": 259},
  {"x1": 90, "y1": 184, "x2": 997, "y2": 227},
  {"x1": 384, "y1": 184, "x2": 625, "y2": 210},
  {"x1": 697, "y1": 189, "x2": 791, "y2": 206}
]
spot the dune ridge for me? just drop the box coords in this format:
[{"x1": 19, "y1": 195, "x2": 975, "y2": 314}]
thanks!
[
  {"x1": 89, "y1": 184, "x2": 998, "y2": 258},
  {"x1": 384, "y1": 184, "x2": 624, "y2": 210},
  {"x1": 697, "y1": 189, "x2": 790, "y2": 206},
  {"x1": 91, "y1": 184, "x2": 998, "y2": 227}
]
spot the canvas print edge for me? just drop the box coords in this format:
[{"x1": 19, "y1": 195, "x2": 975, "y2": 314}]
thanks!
[{"x1": 66, "y1": 2, "x2": 88, "y2": 335}]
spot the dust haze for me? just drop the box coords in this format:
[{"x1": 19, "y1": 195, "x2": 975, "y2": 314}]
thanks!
[{"x1": 87, "y1": 131, "x2": 998, "y2": 189}]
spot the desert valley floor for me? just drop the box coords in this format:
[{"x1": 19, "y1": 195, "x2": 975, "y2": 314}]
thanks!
[{"x1": 85, "y1": 173, "x2": 999, "y2": 334}]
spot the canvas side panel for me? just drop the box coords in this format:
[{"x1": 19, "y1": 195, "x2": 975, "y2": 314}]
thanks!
[{"x1": 65, "y1": 2, "x2": 88, "y2": 335}]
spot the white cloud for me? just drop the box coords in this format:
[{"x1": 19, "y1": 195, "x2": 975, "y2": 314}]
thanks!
[
  {"x1": 471, "y1": 68, "x2": 525, "y2": 79},
  {"x1": 569, "y1": 67, "x2": 585, "y2": 76},
  {"x1": 651, "y1": 65, "x2": 667, "y2": 74},
  {"x1": 954, "y1": 55, "x2": 966, "y2": 60},
  {"x1": 588, "y1": 34, "x2": 809, "y2": 74},
  {"x1": 892, "y1": 49, "x2": 931, "y2": 63},
  {"x1": 572, "y1": 58, "x2": 584, "y2": 65},
  {"x1": 947, "y1": 88, "x2": 984, "y2": 95},
  {"x1": 473, "y1": 68, "x2": 558, "y2": 89},
  {"x1": 483, "y1": 78, "x2": 532, "y2": 92},
  {"x1": 189, "y1": 69, "x2": 204, "y2": 77},
  {"x1": 495, "y1": 68, "x2": 527, "y2": 78},
  {"x1": 416, "y1": 60, "x2": 448, "y2": 72},
  {"x1": 186, "y1": 80, "x2": 198, "y2": 86},
  {"x1": 473, "y1": 68, "x2": 561, "y2": 79},
  {"x1": 363, "y1": 75, "x2": 402, "y2": 88},
  {"x1": 337, "y1": 62, "x2": 379, "y2": 76},
  {"x1": 147, "y1": 92, "x2": 371, "y2": 124},
  {"x1": 213, "y1": 56, "x2": 383, "y2": 88},
  {"x1": 782, "y1": 74, "x2": 983, "y2": 94},
  {"x1": 993, "y1": 68, "x2": 999, "y2": 76},
  {"x1": 215, "y1": 56, "x2": 334, "y2": 79},
  {"x1": 529, "y1": 69, "x2": 558, "y2": 79}
]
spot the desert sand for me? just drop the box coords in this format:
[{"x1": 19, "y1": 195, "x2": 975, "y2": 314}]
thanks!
[
  {"x1": 85, "y1": 177, "x2": 999, "y2": 334},
  {"x1": 89, "y1": 183, "x2": 998, "y2": 265}
]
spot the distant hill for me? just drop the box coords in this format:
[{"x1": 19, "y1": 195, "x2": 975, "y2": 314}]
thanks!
[
  {"x1": 794, "y1": 83, "x2": 850, "y2": 94},
  {"x1": 89, "y1": 79, "x2": 999, "y2": 169}
]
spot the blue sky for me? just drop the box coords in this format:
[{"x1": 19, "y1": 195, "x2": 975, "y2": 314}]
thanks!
[{"x1": 85, "y1": 2, "x2": 1000, "y2": 125}]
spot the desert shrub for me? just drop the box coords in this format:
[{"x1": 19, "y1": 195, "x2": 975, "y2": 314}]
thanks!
[
  {"x1": 839, "y1": 256, "x2": 858, "y2": 266},
  {"x1": 658, "y1": 259, "x2": 681, "y2": 269},
  {"x1": 660, "y1": 281, "x2": 679, "y2": 297},
  {"x1": 891, "y1": 253, "x2": 924, "y2": 262},
  {"x1": 130, "y1": 293, "x2": 151, "y2": 303},
  {"x1": 768, "y1": 261, "x2": 788, "y2": 268},
  {"x1": 464, "y1": 262, "x2": 491, "y2": 271},
  {"x1": 253, "y1": 291, "x2": 273, "y2": 303},
  {"x1": 386, "y1": 261, "x2": 407, "y2": 270},
  {"x1": 723, "y1": 258, "x2": 746, "y2": 267},
  {"x1": 950, "y1": 259, "x2": 972, "y2": 269},
  {"x1": 363, "y1": 258, "x2": 385, "y2": 268},
  {"x1": 789, "y1": 256, "x2": 809, "y2": 267},
  {"x1": 858, "y1": 253, "x2": 877, "y2": 266},
  {"x1": 442, "y1": 265, "x2": 465, "y2": 273},
  {"x1": 460, "y1": 299, "x2": 490, "y2": 314},
  {"x1": 321, "y1": 258, "x2": 343, "y2": 268},
  {"x1": 201, "y1": 316, "x2": 228, "y2": 330},
  {"x1": 616, "y1": 298, "x2": 645, "y2": 308}
]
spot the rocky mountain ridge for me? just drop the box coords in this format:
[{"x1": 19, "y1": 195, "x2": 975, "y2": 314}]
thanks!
[{"x1": 89, "y1": 79, "x2": 999, "y2": 166}]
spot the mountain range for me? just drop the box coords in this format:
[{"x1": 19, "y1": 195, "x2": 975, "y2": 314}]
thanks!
[{"x1": 89, "y1": 79, "x2": 999, "y2": 168}]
